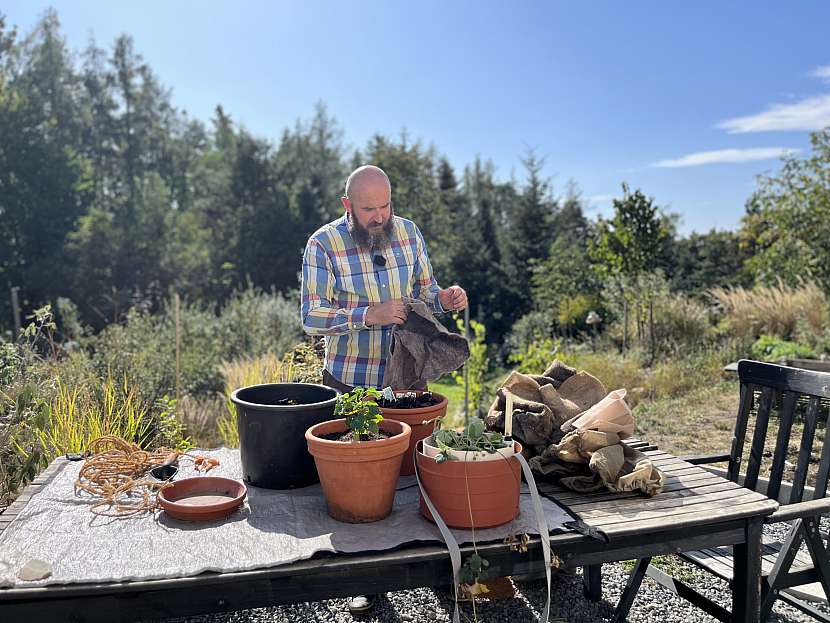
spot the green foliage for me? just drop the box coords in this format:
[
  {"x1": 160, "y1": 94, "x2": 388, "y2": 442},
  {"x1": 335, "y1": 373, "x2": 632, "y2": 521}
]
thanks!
[
  {"x1": 459, "y1": 552, "x2": 490, "y2": 585},
  {"x1": 557, "y1": 294, "x2": 595, "y2": 334},
  {"x1": 431, "y1": 417, "x2": 507, "y2": 463},
  {"x1": 452, "y1": 316, "x2": 488, "y2": 418},
  {"x1": 335, "y1": 387, "x2": 383, "y2": 440},
  {"x1": 742, "y1": 128, "x2": 830, "y2": 293},
  {"x1": 648, "y1": 292, "x2": 714, "y2": 357},
  {"x1": 668, "y1": 230, "x2": 749, "y2": 293},
  {"x1": 84, "y1": 287, "x2": 302, "y2": 405},
  {"x1": 751, "y1": 335, "x2": 816, "y2": 362},
  {"x1": 589, "y1": 183, "x2": 672, "y2": 281},
  {"x1": 502, "y1": 151, "x2": 558, "y2": 320},
  {"x1": 509, "y1": 335, "x2": 560, "y2": 375}
]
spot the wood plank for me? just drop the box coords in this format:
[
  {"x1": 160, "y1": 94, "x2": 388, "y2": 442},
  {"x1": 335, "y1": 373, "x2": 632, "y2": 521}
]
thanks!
[
  {"x1": 565, "y1": 482, "x2": 746, "y2": 513},
  {"x1": 549, "y1": 472, "x2": 745, "y2": 506},
  {"x1": 791, "y1": 396, "x2": 821, "y2": 504},
  {"x1": 548, "y1": 472, "x2": 729, "y2": 505},
  {"x1": 732, "y1": 517, "x2": 763, "y2": 623},
  {"x1": 767, "y1": 390, "x2": 798, "y2": 502},
  {"x1": 728, "y1": 381, "x2": 753, "y2": 482},
  {"x1": 739, "y1": 359, "x2": 830, "y2": 398},
  {"x1": 814, "y1": 408, "x2": 830, "y2": 499},
  {"x1": 599, "y1": 498, "x2": 777, "y2": 537},
  {"x1": 580, "y1": 491, "x2": 765, "y2": 526},
  {"x1": 682, "y1": 547, "x2": 735, "y2": 580},
  {"x1": 743, "y1": 385, "x2": 775, "y2": 492}
]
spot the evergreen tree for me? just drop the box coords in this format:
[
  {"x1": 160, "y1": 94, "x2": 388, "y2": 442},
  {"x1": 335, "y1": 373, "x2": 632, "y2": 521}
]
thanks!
[{"x1": 502, "y1": 151, "x2": 557, "y2": 319}]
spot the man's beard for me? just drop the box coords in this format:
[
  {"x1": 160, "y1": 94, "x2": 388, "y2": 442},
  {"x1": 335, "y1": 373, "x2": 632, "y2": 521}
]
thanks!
[{"x1": 347, "y1": 211, "x2": 395, "y2": 254}]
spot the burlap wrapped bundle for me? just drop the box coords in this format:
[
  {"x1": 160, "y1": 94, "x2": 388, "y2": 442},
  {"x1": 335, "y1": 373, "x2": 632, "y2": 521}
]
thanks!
[
  {"x1": 484, "y1": 364, "x2": 606, "y2": 449},
  {"x1": 486, "y1": 358, "x2": 664, "y2": 497}
]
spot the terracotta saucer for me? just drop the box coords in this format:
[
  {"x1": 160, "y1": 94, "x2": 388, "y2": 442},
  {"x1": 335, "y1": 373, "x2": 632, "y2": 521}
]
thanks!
[{"x1": 158, "y1": 476, "x2": 247, "y2": 521}]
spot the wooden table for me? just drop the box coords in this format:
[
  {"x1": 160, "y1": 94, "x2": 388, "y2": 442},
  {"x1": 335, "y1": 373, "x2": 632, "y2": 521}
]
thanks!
[{"x1": 0, "y1": 445, "x2": 778, "y2": 623}]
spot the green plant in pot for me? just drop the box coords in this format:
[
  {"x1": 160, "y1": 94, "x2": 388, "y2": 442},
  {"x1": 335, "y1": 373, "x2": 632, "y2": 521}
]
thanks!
[
  {"x1": 424, "y1": 417, "x2": 514, "y2": 463},
  {"x1": 305, "y1": 388, "x2": 411, "y2": 523},
  {"x1": 335, "y1": 387, "x2": 384, "y2": 441},
  {"x1": 417, "y1": 415, "x2": 522, "y2": 529}
]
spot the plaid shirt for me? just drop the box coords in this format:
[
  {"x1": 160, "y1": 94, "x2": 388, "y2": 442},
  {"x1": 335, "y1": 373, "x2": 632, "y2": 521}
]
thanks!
[{"x1": 301, "y1": 215, "x2": 444, "y2": 389}]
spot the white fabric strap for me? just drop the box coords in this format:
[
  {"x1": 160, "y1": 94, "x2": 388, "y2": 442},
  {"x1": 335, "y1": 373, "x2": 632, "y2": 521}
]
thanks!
[
  {"x1": 413, "y1": 444, "x2": 462, "y2": 623},
  {"x1": 516, "y1": 452, "x2": 552, "y2": 622}
]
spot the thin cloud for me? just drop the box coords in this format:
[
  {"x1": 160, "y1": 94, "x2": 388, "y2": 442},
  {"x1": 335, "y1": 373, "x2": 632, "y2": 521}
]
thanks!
[
  {"x1": 718, "y1": 66, "x2": 830, "y2": 133},
  {"x1": 652, "y1": 147, "x2": 799, "y2": 168},
  {"x1": 718, "y1": 94, "x2": 830, "y2": 133},
  {"x1": 812, "y1": 65, "x2": 830, "y2": 82}
]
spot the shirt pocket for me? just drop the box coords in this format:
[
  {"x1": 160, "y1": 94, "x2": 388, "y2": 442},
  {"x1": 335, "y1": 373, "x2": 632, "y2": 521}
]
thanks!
[{"x1": 333, "y1": 253, "x2": 376, "y2": 303}]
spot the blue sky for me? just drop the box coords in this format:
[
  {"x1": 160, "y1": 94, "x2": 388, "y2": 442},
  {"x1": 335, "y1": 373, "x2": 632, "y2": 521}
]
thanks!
[{"x1": 5, "y1": 1, "x2": 830, "y2": 233}]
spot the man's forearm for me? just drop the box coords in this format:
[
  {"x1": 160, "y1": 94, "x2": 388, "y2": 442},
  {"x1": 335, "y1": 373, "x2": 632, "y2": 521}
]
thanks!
[{"x1": 302, "y1": 304, "x2": 370, "y2": 336}]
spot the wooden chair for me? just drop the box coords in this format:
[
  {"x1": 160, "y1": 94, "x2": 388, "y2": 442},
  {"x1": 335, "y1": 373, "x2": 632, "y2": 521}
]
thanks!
[{"x1": 613, "y1": 359, "x2": 830, "y2": 622}]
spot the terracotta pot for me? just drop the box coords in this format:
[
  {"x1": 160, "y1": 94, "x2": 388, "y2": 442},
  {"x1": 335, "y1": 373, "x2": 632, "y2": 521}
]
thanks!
[
  {"x1": 380, "y1": 391, "x2": 448, "y2": 476},
  {"x1": 305, "y1": 419, "x2": 411, "y2": 523},
  {"x1": 416, "y1": 440, "x2": 522, "y2": 529}
]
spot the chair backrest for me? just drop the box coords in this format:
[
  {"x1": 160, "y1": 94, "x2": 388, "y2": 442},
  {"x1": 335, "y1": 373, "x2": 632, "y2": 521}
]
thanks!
[{"x1": 730, "y1": 359, "x2": 830, "y2": 505}]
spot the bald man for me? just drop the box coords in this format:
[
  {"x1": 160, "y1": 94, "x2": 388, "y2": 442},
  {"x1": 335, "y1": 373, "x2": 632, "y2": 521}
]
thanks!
[{"x1": 301, "y1": 165, "x2": 468, "y2": 394}]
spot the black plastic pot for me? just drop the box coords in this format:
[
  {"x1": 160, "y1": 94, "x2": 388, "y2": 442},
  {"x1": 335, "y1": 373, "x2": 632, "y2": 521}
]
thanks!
[{"x1": 230, "y1": 383, "x2": 339, "y2": 489}]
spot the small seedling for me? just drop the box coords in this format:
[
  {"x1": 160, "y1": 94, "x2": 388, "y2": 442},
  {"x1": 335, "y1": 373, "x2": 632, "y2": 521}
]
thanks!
[
  {"x1": 334, "y1": 387, "x2": 383, "y2": 441},
  {"x1": 432, "y1": 416, "x2": 508, "y2": 463}
]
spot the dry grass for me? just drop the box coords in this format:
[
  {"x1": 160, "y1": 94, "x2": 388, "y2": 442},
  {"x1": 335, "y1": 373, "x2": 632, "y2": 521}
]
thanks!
[
  {"x1": 215, "y1": 342, "x2": 325, "y2": 447},
  {"x1": 558, "y1": 350, "x2": 726, "y2": 407},
  {"x1": 633, "y1": 379, "x2": 739, "y2": 457},
  {"x1": 708, "y1": 280, "x2": 828, "y2": 343},
  {"x1": 217, "y1": 352, "x2": 293, "y2": 447}
]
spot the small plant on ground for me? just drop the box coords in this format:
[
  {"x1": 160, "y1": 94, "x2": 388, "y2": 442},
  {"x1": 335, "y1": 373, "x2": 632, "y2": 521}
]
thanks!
[
  {"x1": 751, "y1": 334, "x2": 816, "y2": 362},
  {"x1": 431, "y1": 416, "x2": 508, "y2": 463},
  {"x1": 335, "y1": 387, "x2": 383, "y2": 441}
]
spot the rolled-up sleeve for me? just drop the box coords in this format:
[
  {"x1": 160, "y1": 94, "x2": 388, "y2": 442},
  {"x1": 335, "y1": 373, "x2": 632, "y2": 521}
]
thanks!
[
  {"x1": 301, "y1": 239, "x2": 370, "y2": 335},
  {"x1": 411, "y1": 226, "x2": 444, "y2": 314}
]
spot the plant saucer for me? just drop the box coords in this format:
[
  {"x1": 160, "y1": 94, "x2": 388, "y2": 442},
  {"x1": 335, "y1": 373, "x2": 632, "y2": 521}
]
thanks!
[{"x1": 157, "y1": 476, "x2": 246, "y2": 521}]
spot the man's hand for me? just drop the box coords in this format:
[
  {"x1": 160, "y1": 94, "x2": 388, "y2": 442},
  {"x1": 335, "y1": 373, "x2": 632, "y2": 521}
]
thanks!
[
  {"x1": 439, "y1": 285, "x2": 468, "y2": 312},
  {"x1": 365, "y1": 299, "x2": 408, "y2": 326}
]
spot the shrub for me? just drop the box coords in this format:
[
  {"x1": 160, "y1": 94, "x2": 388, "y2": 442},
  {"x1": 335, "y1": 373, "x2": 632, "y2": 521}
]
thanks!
[
  {"x1": 83, "y1": 287, "x2": 303, "y2": 405},
  {"x1": 650, "y1": 293, "x2": 714, "y2": 357},
  {"x1": 751, "y1": 334, "x2": 816, "y2": 362},
  {"x1": 503, "y1": 312, "x2": 553, "y2": 359}
]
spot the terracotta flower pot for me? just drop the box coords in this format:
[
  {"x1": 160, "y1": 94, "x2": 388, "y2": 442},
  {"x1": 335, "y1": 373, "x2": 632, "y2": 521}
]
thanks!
[
  {"x1": 305, "y1": 419, "x2": 411, "y2": 523},
  {"x1": 416, "y1": 440, "x2": 522, "y2": 529},
  {"x1": 379, "y1": 391, "x2": 448, "y2": 476}
]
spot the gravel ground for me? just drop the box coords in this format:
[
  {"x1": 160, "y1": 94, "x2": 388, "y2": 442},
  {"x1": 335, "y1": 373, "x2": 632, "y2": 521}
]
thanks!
[{"x1": 157, "y1": 519, "x2": 830, "y2": 623}]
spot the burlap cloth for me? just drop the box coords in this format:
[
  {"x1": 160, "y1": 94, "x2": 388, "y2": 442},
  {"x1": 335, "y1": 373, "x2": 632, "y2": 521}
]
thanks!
[
  {"x1": 381, "y1": 298, "x2": 469, "y2": 390},
  {"x1": 485, "y1": 359, "x2": 664, "y2": 497}
]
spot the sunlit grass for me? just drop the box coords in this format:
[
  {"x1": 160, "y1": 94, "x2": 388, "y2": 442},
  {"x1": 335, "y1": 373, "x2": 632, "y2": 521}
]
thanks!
[{"x1": 36, "y1": 375, "x2": 153, "y2": 459}]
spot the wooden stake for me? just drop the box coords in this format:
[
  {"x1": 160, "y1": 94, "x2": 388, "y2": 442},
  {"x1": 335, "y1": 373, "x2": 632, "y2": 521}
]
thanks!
[
  {"x1": 505, "y1": 393, "x2": 514, "y2": 438},
  {"x1": 175, "y1": 293, "x2": 181, "y2": 410},
  {"x1": 10, "y1": 286, "x2": 21, "y2": 341}
]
